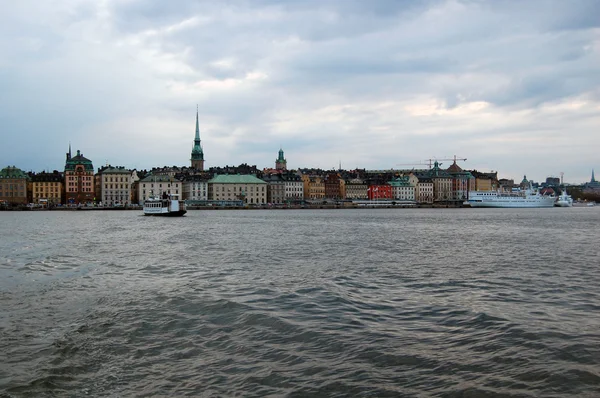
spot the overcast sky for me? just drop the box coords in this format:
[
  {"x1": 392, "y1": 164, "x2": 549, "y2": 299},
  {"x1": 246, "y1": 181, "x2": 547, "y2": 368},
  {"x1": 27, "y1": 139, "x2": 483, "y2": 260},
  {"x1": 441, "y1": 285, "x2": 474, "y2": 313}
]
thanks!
[{"x1": 1, "y1": 0, "x2": 598, "y2": 183}]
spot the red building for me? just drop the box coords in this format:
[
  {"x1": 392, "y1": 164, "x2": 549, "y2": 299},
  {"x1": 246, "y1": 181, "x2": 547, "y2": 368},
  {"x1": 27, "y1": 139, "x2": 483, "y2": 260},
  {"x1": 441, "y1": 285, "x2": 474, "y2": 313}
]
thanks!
[{"x1": 367, "y1": 185, "x2": 393, "y2": 200}]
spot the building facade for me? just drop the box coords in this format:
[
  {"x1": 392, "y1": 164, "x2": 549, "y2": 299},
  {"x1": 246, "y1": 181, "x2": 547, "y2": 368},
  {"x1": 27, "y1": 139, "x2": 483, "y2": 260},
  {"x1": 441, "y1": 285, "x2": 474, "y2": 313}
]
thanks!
[
  {"x1": 367, "y1": 184, "x2": 393, "y2": 200},
  {"x1": 100, "y1": 167, "x2": 133, "y2": 206},
  {"x1": 208, "y1": 174, "x2": 267, "y2": 205},
  {"x1": 283, "y1": 173, "x2": 304, "y2": 203},
  {"x1": 302, "y1": 175, "x2": 325, "y2": 200},
  {"x1": 324, "y1": 173, "x2": 344, "y2": 199},
  {"x1": 388, "y1": 175, "x2": 416, "y2": 201},
  {"x1": 0, "y1": 166, "x2": 29, "y2": 205},
  {"x1": 416, "y1": 177, "x2": 434, "y2": 203},
  {"x1": 345, "y1": 178, "x2": 368, "y2": 200},
  {"x1": 31, "y1": 171, "x2": 63, "y2": 206},
  {"x1": 138, "y1": 175, "x2": 183, "y2": 203},
  {"x1": 65, "y1": 148, "x2": 95, "y2": 204},
  {"x1": 182, "y1": 174, "x2": 210, "y2": 201},
  {"x1": 263, "y1": 174, "x2": 285, "y2": 204}
]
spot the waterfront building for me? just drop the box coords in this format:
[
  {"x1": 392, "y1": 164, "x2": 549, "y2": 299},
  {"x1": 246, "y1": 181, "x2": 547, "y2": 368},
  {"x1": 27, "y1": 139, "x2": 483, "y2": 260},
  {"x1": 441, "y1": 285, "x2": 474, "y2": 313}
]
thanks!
[
  {"x1": 426, "y1": 161, "x2": 453, "y2": 202},
  {"x1": 263, "y1": 174, "x2": 285, "y2": 204},
  {"x1": 416, "y1": 177, "x2": 434, "y2": 203},
  {"x1": 446, "y1": 161, "x2": 473, "y2": 201},
  {"x1": 302, "y1": 175, "x2": 325, "y2": 200},
  {"x1": 191, "y1": 108, "x2": 205, "y2": 171},
  {"x1": 283, "y1": 173, "x2": 304, "y2": 203},
  {"x1": 182, "y1": 174, "x2": 210, "y2": 201},
  {"x1": 99, "y1": 166, "x2": 133, "y2": 206},
  {"x1": 367, "y1": 184, "x2": 393, "y2": 200},
  {"x1": 388, "y1": 175, "x2": 417, "y2": 201},
  {"x1": 30, "y1": 171, "x2": 63, "y2": 206},
  {"x1": 208, "y1": 174, "x2": 267, "y2": 205},
  {"x1": 138, "y1": 174, "x2": 182, "y2": 203},
  {"x1": 64, "y1": 147, "x2": 95, "y2": 204},
  {"x1": 275, "y1": 148, "x2": 287, "y2": 171},
  {"x1": 471, "y1": 170, "x2": 498, "y2": 191},
  {"x1": 0, "y1": 166, "x2": 30, "y2": 205},
  {"x1": 345, "y1": 178, "x2": 368, "y2": 200},
  {"x1": 324, "y1": 173, "x2": 344, "y2": 200}
]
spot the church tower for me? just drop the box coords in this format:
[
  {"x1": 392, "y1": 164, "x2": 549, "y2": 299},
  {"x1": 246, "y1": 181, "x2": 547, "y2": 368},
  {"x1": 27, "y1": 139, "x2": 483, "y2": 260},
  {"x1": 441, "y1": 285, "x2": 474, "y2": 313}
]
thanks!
[
  {"x1": 191, "y1": 107, "x2": 205, "y2": 171},
  {"x1": 275, "y1": 147, "x2": 287, "y2": 171}
]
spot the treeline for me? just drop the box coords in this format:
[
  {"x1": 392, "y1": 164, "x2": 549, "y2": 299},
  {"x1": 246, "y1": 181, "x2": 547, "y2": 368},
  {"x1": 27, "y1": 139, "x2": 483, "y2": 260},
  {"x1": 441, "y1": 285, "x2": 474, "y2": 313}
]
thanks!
[{"x1": 567, "y1": 187, "x2": 600, "y2": 202}]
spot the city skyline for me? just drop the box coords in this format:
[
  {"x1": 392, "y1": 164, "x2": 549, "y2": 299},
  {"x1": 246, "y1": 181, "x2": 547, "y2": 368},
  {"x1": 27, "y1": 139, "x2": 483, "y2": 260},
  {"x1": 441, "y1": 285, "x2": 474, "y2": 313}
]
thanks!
[{"x1": 1, "y1": 1, "x2": 599, "y2": 183}]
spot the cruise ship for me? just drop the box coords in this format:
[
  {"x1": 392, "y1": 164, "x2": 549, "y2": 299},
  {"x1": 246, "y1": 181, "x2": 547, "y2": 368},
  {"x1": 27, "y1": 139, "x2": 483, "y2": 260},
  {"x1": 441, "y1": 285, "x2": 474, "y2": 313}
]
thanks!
[{"x1": 464, "y1": 189, "x2": 555, "y2": 208}]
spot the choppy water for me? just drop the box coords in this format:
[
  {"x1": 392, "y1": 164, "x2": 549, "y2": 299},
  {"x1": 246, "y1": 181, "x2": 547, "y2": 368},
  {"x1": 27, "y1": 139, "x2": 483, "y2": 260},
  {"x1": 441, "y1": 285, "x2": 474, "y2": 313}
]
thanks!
[{"x1": 1, "y1": 208, "x2": 599, "y2": 397}]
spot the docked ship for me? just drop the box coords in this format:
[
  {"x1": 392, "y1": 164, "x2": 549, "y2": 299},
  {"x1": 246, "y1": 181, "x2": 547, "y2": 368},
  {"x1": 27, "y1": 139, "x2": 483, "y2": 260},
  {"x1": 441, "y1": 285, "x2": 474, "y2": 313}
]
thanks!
[
  {"x1": 143, "y1": 193, "x2": 187, "y2": 216},
  {"x1": 554, "y1": 191, "x2": 573, "y2": 207},
  {"x1": 464, "y1": 190, "x2": 555, "y2": 208}
]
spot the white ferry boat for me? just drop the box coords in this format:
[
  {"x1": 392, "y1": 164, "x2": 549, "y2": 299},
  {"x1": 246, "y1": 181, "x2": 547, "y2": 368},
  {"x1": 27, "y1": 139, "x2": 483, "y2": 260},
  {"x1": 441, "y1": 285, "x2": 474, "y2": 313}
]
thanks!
[
  {"x1": 143, "y1": 193, "x2": 187, "y2": 216},
  {"x1": 554, "y1": 191, "x2": 573, "y2": 207},
  {"x1": 464, "y1": 189, "x2": 555, "y2": 208}
]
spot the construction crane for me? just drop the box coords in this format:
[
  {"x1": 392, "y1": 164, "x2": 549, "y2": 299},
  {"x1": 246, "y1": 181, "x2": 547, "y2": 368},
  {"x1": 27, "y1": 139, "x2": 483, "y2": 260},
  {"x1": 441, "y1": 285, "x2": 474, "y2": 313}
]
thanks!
[
  {"x1": 424, "y1": 156, "x2": 467, "y2": 168},
  {"x1": 397, "y1": 156, "x2": 467, "y2": 169},
  {"x1": 395, "y1": 162, "x2": 431, "y2": 169}
]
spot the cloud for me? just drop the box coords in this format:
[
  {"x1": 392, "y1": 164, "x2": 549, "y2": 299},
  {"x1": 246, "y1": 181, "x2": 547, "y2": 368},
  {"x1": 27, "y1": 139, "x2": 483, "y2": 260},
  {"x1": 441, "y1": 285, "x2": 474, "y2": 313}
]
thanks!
[{"x1": 0, "y1": 0, "x2": 598, "y2": 183}]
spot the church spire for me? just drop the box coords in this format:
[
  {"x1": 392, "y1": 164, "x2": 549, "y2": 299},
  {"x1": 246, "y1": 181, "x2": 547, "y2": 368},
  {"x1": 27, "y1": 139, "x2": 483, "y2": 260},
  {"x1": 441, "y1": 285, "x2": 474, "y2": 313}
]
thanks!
[
  {"x1": 191, "y1": 105, "x2": 205, "y2": 170},
  {"x1": 195, "y1": 105, "x2": 200, "y2": 142},
  {"x1": 592, "y1": 169, "x2": 596, "y2": 183},
  {"x1": 275, "y1": 147, "x2": 287, "y2": 171}
]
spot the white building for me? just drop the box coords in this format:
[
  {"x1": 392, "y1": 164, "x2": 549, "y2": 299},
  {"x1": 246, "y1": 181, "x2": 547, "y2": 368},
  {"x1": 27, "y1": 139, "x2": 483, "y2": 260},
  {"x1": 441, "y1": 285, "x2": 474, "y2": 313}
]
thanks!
[
  {"x1": 283, "y1": 174, "x2": 304, "y2": 202},
  {"x1": 182, "y1": 175, "x2": 209, "y2": 201},
  {"x1": 100, "y1": 167, "x2": 133, "y2": 206},
  {"x1": 138, "y1": 174, "x2": 182, "y2": 203}
]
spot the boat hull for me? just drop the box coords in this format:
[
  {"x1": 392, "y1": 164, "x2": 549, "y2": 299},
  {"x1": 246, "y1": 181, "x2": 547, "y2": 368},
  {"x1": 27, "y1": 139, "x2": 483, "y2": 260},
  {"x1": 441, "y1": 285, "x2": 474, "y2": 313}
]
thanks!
[
  {"x1": 554, "y1": 201, "x2": 572, "y2": 207},
  {"x1": 143, "y1": 210, "x2": 187, "y2": 216},
  {"x1": 466, "y1": 201, "x2": 555, "y2": 208}
]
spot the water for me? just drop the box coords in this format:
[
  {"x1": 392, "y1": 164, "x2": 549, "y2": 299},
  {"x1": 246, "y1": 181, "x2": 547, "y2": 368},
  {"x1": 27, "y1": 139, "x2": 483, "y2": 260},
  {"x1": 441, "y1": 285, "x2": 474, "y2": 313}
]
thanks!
[{"x1": 1, "y1": 208, "x2": 599, "y2": 397}]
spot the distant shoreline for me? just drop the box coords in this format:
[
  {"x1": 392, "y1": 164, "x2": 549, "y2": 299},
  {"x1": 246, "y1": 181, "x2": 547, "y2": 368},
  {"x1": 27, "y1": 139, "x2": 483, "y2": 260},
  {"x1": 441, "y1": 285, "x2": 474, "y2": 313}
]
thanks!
[{"x1": 2, "y1": 203, "x2": 467, "y2": 211}]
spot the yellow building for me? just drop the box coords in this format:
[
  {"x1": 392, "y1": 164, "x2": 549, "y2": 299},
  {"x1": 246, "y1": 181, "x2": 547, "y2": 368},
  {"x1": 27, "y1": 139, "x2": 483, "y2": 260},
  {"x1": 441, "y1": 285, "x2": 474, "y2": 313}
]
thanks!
[
  {"x1": 31, "y1": 171, "x2": 63, "y2": 206},
  {"x1": 303, "y1": 176, "x2": 325, "y2": 200}
]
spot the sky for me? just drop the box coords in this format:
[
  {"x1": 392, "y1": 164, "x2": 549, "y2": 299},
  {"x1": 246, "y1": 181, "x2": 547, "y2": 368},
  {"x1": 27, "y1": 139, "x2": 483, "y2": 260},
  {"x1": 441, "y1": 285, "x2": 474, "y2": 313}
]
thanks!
[{"x1": 1, "y1": 0, "x2": 599, "y2": 183}]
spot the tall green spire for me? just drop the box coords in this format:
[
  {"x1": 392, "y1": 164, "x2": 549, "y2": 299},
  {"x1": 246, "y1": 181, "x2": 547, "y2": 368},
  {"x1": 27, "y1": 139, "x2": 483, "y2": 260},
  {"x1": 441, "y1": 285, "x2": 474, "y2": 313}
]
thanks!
[{"x1": 191, "y1": 106, "x2": 205, "y2": 170}]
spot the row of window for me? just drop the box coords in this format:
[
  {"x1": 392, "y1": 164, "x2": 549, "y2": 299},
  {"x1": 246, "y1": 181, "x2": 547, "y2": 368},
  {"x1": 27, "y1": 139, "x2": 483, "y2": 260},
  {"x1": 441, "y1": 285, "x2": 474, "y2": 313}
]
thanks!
[{"x1": 104, "y1": 177, "x2": 129, "y2": 183}]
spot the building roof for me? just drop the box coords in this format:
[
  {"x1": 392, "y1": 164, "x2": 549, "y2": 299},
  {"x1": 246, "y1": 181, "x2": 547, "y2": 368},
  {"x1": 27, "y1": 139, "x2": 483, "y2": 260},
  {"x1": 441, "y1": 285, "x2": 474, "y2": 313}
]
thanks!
[
  {"x1": 31, "y1": 172, "x2": 63, "y2": 182},
  {"x1": 388, "y1": 176, "x2": 414, "y2": 187},
  {"x1": 209, "y1": 174, "x2": 267, "y2": 184},
  {"x1": 140, "y1": 174, "x2": 182, "y2": 183},
  {"x1": 101, "y1": 166, "x2": 132, "y2": 174},
  {"x1": 447, "y1": 161, "x2": 463, "y2": 173},
  {"x1": 0, "y1": 166, "x2": 30, "y2": 179},
  {"x1": 65, "y1": 150, "x2": 94, "y2": 171}
]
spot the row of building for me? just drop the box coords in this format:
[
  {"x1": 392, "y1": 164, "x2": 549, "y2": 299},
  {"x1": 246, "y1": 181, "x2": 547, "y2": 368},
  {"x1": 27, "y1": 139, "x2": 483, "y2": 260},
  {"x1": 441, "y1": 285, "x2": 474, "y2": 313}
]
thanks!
[
  {"x1": 3, "y1": 110, "x2": 598, "y2": 207},
  {"x1": 0, "y1": 153, "x2": 502, "y2": 207}
]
